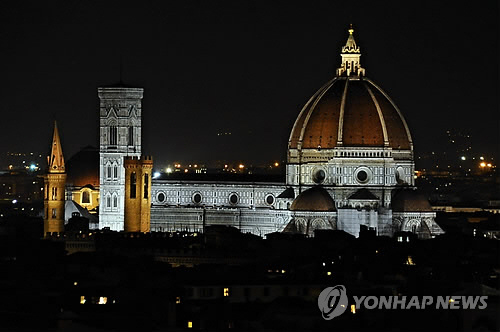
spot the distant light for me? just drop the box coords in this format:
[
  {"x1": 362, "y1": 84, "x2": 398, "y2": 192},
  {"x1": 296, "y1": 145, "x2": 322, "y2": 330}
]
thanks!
[
  {"x1": 274, "y1": 162, "x2": 279, "y2": 167},
  {"x1": 327, "y1": 271, "x2": 332, "y2": 276},
  {"x1": 153, "y1": 172, "x2": 161, "y2": 179},
  {"x1": 224, "y1": 164, "x2": 228, "y2": 168},
  {"x1": 29, "y1": 164, "x2": 37, "y2": 170},
  {"x1": 176, "y1": 296, "x2": 181, "y2": 304},
  {"x1": 166, "y1": 167, "x2": 172, "y2": 173},
  {"x1": 480, "y1": 156, "x2": 485, "y2": 160},
  {"x1": 460, "y1": 156, "x2": 466, "y2": 161},
  {"x1": 487, "y1": 163, "x2": 492, "y2": 168},
  {"x1": 74, "y1": 281, "x2": 78, "y2": 286},
  {"x1": 12, "y1": 199, "x2": 17, "y2": 204},
  {"x1": 405, "y1": 256, "x2": 416, "y2": 266},
  {"x1": 223, "y1": 287, "x2": 230, "y2": 297},
  {"x1": 194, "y1": 164, "x2": 198, "y2": 168},
  {"x1": 239, "y1": 164, "x2": 244, "y2": 169},
  {"x1": 98, "y1": 297, "x2": 108, "y2": 304},
  {"x1": 184, "y1": 169, "x2": 188, "y2": 173},
  {"x1": 80, "y1": 296, "x2": 86, "y2": 304},
  {"x1": 188, "y1": 321, "x2": 193, "y2": 329},
  {"x1": 480, "y1": 162, "x2": 486, "y2": 168},
  {"x1": 351, "y1": 304, "x2": 356, "y2": 314}
]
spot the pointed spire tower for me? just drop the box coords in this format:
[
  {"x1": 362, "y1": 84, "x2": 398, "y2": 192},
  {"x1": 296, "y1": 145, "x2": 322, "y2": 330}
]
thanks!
[
  {"x1": 43, "y1": 121, "x2": 67, "y2": 236},
  {"x1": 47, "y1": 121, "x2": 65, "y2": 173},
  {"x1": 336, "y1": 25, "x2": 366, "y2": 77}
]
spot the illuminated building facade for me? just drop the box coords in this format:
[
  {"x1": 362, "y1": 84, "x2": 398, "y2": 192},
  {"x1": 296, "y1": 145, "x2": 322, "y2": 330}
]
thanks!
[
  {"x1": 148, "y1": 27, "x2": 443, "y2": 238},
  {"x1": 285, "y1": 27, "x2": 442, "y2": 237},
  {"x1": 98, "y1": 87, "x2": 143, "y2": 231},
  {"x1": 64, "y1": 27, "x2": 443, "y2": 239},
  {"x1": 124, "y1": 156, "x2": 153, "y2": 232}
]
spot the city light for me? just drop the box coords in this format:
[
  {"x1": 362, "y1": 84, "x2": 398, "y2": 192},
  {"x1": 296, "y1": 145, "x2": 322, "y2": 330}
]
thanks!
[
  {"x1": 405, "y1": 256, "x2": 416, "y2": 266},
  {"x1": 98, "y1": 297, "x2": 108, "y2": 304},
  {"x1": 153, "y1": 172, "x2": 161, "y2": 178},
  {"x1": 480, "y1": 162, "x2": 486, "y2": 168},
  {"x1": 460, "y1": 156, "x2": 466, "y2": 161},
  {"x1": 238, "y1": 164, "x2": 244, "y2": 169},
  {"x1": 166, "y1": 167, "x2": 172, "y2": 173},
  {"x1": 274, "y1": 162, "x2": 279, "y2": 167}
]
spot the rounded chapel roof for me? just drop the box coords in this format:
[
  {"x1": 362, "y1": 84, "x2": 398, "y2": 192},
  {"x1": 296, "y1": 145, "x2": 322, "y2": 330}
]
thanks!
[
  {"x1": 392, "y1": 189, "x2": 432, "y2": 212},
  {"x1": 66, "y1": 146, "x2": 99, "y2": 188},
  {"x1": 290, "y1": 186, "x2": 336, "y2": 212}
]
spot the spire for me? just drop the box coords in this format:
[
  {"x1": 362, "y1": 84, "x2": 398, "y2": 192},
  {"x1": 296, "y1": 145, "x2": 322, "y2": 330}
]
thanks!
[
  {"x1": 343, "y1": 24, "x2": 360, "y2": 53},
  {"x1": 47, "y1": 121, "x2": 65, "y2": 173},
  {"x1": 336, "y1": 25, "x2": 365, "y2": 77}
]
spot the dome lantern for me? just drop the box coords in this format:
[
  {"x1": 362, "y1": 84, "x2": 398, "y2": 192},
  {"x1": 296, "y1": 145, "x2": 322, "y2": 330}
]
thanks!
[{"x1": 336, "y1": 25, "x2": 365, "y2": 77}]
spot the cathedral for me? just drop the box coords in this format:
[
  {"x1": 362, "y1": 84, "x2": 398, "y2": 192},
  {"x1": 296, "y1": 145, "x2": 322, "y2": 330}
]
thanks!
[{"x1": 43, "y1": 27, "x2": 444, "y2": 239}]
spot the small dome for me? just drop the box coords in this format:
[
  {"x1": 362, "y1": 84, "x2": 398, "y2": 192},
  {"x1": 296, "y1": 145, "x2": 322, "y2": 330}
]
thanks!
[
  {"x1": 66, "y1": 146, "x2": 99, "y2": 188},
  {"x1": 392, "y1": 189, "x2": 432, "y2": 212},
  {"x1": 290, "y1": 186, "x2": 336, "y2": 212}
]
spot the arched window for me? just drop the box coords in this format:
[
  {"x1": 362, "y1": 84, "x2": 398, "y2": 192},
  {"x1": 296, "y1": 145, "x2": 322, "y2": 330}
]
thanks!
[
  {"x1": 82, "y1": 191, "x2": 90, "y2": 204},
  {"x1": 106, "y1": 195, "x2": 111, "y2": 208},
  {"x1": 130, "y1": 172, "x2": 137, "y2": 198},
  {"x1": 107, "y1": 165, "x2": 112, "y2": 179},
  {"x1": 113, "y1": 165, "x2": 118, "y2": 179},
  {"x1": 113, "y1": 195, "x2": 118, "y2": 208}
]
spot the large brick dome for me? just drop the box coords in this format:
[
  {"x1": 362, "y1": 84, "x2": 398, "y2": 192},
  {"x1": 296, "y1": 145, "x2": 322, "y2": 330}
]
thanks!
[
  {"x1": 288, "y1": 77, "x2": 412, "y2": 151},
  {"x1": 288, "y1": 27, "x2": 413, "y2": 154}
]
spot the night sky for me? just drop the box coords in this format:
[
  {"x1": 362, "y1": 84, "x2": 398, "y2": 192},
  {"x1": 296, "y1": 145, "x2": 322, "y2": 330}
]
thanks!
[{"x1": 0, "y1": 1, "x2": 497, "y2": 168}]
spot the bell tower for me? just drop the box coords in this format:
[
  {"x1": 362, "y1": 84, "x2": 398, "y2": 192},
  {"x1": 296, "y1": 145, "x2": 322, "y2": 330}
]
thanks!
[
  {"x1": 43, "y1": 121, "x2": 66, "y2": 236},
  {"x1": 124, "y1": 156, "x2": 153, "y2": 232},
  {"x1": 98, "y1": 87, "x2": 143, "y2": 231}
]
